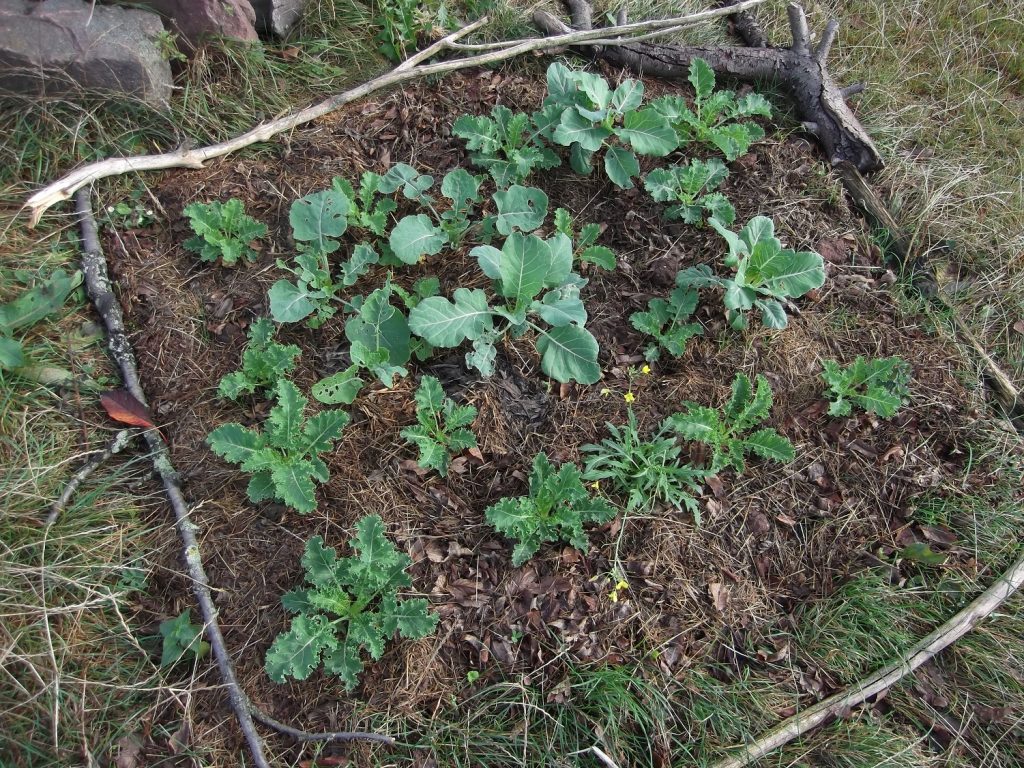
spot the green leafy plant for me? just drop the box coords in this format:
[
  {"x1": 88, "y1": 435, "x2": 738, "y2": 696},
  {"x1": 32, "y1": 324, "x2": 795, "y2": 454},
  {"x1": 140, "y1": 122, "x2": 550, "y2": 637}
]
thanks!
[
  {"x1": 400, "y1": 375, "x2": 477, "y2": 476},
  {"x1": 374, "y1": 0, "x2": 440, "y2": 62},
  {"x1": 629, "y1": 285, "x2": 703, "y2": 362},
  {"x1": 485, "y1": 452, "x2": 616, "y2": 566},
  {"x1": 542, "y1": 62, "x2": 677, "y2": 188},
  {"x1": 331, "y1": 173, "x2": 399, "y2": 236},
  {"x1": 582, "y1": 409, "x2": 708, "y2": 518},
  {"x1": 183, "y1": 198, "x2": 267, "y2": 265},
  {"x1": 265, "y1": 515, "x2": 439, "y2": 688},
  {"x1": 651, "y1": 58, "x2": 772, "y2": 161},
  {"x1": 667, "y1": 373, "x2": 794, "y2": 474},
  {"x1": 0, "y1": 268, "x2": 82, "y2": 371},
  {"x1": 552, "y1": 208, "x2": 616, "y2": 270},
  {"x1": 217, "y1": 318, "x2": 301, "y2": 400},
  {"x1": 158, "y1": 610, "x2": 210, "y2": 667},
  {"x1": 408, "y1": 230, "x2": 602, "y2": 383},
  {"x1": 207, "y1": 379, "x2": 349, "y2": 514},
  {"x1": 454, "y1": 105, "x2": 561, "y2": 187},
  {"x1": 676, "y1": 216, "x2": 825, "y2": 330},
  {"x1": 101, "y1": 188, "x2": 157, "y2": 229},
  {"x1": 643, "y1": 158, "x2": 735, "y2": 226},
  {"x1": 384, "y1": 166, "x2": 486, "y2": 260},
  {"x1": 821, "y1": 356, "x2": 911, "y2": 418}
]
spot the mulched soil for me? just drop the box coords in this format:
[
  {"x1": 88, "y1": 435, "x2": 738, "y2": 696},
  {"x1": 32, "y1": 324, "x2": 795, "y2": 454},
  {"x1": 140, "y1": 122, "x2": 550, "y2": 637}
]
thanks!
[{"x1": 100, "y1": 61, "x2": 990, "y2": 763}]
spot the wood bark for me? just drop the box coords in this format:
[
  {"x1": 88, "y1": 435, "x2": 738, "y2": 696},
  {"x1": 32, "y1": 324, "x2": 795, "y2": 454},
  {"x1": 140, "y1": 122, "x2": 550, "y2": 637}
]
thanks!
[{"x1": 533, "y1": 0, "x2": 883, "y2": 173}]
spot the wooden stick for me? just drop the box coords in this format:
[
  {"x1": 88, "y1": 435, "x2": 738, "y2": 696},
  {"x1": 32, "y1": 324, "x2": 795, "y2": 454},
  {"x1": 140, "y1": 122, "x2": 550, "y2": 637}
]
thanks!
[
  {"x1": 46, "y1": 428, "x2": 137, "y2": 525},
  {"x1": 25, "y1": 0, "x2": 765, "y2": 227},
  {"x1": 710, "y1": 549, "x2": 1024, "y2": 768}
]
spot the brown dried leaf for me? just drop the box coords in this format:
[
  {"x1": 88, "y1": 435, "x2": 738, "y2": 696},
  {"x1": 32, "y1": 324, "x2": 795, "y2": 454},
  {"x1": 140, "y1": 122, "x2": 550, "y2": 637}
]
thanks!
[{"x1": 100, "y1": 390, "x2": 163, "y2": 438}]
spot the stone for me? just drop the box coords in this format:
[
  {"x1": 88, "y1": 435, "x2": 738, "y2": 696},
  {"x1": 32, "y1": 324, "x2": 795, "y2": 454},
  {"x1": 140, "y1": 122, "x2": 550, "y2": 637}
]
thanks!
[
  {"x1": 248, "y1": 0, "x2": 309, "y2": 38},
  {"x1": 134, "y1": 0, "x2": 258, "y2": 47},
  {"x1": 0, "y1": 0, "x2": 172, "y2": 107}
]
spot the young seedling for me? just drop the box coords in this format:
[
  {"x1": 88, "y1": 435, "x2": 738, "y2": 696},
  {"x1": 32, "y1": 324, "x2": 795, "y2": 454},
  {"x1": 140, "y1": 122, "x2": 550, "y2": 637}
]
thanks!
[
  {"x1": 667, "y1": 372, "x2": 794, "y2": 474},
  {"x1": 183, "y1": 198, "x2": 267, "y2": 265},
  {"x1": 217, "y1": 318, "x2": 301, "y2": 400},
  {"x1": 676, "y1": 216, "x2": 825, "y2": 330},
  {"x1": 331, "y1": 172, "x2": 398, "y2": 236},
  {"x1": 400, "y1": 375, "x2": 477, "y2": 476},
  {"x1": 265, "y1": 515, "x2": 439, "y2": 689},
  {"x1": 582, "y1": 409, "x2": 708, "y2": 518},
  {"x1": 158, "y1": 610, "x2": 209, "y2": 668},
  {"x1": 542, "y1": 62, "x2": 678, "y2": 188},
  {"x1": 454, "y1": 104, "x2": 562, "y2": 187},
  {"x1": 821, "y1": 356, "x2": 911, "y2": 418},
  {"x1": 552, "y1": 208, "x2": 616, "y2": 270},
  {"x1": 0, "y1": 268, "x2": 82, "y2": 370},
  {"x1": 629, "y1": 285, "x2": 704, "y2": 362},
  {"x1": 485, "y1": 452, "x2": 616, "y2": 566},
  {"x1": 207, "y1": 379, "x2": 349, "y2": 514},
  {"x1": 651, "y1": 58, "x2": 772, "y2": 161},
  {"x1": 643, "y1": 158, "x2": 736, "y2": 226},
  {"x1": 408, "y1": 229, "x2": 602, "y2": 384}
]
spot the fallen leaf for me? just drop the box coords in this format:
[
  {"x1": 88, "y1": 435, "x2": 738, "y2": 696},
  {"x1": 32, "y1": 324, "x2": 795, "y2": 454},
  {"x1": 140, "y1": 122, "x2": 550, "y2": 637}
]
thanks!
[
  {"x1": 708, "y1": 582, "x2": 729, "y2": 612},
  {"x1": 114, "y1": 734, "x2": 144, "y2": 768},
  {"x1": 100, "y1": 390, "x2": 164, "y2": 439},
  {"x1": 1013, "y1": 319, "x2": 1024, "y2": 335},
  {"x1": 168, "y1": 722, "x2": 191, "y2": 754}
]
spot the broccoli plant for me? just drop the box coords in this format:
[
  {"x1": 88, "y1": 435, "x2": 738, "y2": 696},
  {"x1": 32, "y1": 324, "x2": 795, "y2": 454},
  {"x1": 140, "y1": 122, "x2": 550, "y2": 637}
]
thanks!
[
  {"x1": 651, "y1": 58, "x2": 772, "y2": 161},
  {"x1": 667, "y1": 373, "x2": 794, "y2": 474},
  {"x1": 643, "y1": 158, "x2": 735, "y2": 226},
  {"x1": 400, "y1": 375, "x2": 478, "y2": 476},
  {"x1": 552, "y1": 208, "x2": 616, "y2": 270},
  {"x1": 331, "y1": 173, "x2": 398, "y2": 237},
  {"x1": 217, "y1": 318, "x2": 301, "y2": 400},
  {"x1": 821, "y1": 356, "x2": 911, "y2": 418},
  {"x1": 408, "y1": 229, "x2": 602, "y2": 384},
  {"x1": 454, "y1": 104, "x2": 562, "y2": 187},
  {"x1": 265, "y1": 515, "x2": 438, "y2": 688},
  {"x1": 183, "y1": 198, "x2": 267, "y2": 265},
  {"x1": 485, "y1": 452, "x2": 616, "y2": 566},
  {"x1": 541, "y1": 62, "x2": 677, "y2": 188},
  {"x1": 629, "y1": 285, "x2": 703, "y2": 362},
  {"x1": 207, "y1": 379, "x2": 349, "y2": 514},
  {"x1": 676, "y1": 216, "x2": 825, "y2": 330}
]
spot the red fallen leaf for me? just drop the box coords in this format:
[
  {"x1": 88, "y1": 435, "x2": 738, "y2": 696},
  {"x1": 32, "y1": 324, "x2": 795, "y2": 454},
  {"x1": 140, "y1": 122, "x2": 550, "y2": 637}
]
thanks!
[{"x1": 100, "y1": 389, "x2": 164, "y2": 439}]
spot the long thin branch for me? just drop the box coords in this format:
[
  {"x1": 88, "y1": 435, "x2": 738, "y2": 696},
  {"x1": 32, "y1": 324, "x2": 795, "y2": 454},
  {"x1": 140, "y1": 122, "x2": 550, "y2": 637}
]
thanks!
[
  {"x1": 46, "y1": 428, "x2": 136, "y2": 525},
  {"x1": 74, "y1": 190, "x2": 393, "y2": 766},
  {"x1": 711, "y1": 548, "x2": 1024, "y2": 768},
  {"x1": 26, "y1": 0, "x2": 765, "y2": 226}
]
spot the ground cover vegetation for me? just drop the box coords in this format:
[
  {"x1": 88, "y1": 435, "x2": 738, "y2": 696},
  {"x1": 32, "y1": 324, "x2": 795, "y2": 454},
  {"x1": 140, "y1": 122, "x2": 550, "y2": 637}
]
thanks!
[{"x1": 2, "y1": 0, "x2": 1023, "y2": 766}]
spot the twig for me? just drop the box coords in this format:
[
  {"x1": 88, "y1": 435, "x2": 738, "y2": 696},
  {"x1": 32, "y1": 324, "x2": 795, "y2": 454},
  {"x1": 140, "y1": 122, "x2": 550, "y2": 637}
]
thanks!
[
  {"x1": 710, "y1": 548, "x2": 1024, "y2": 768},
  {"x1": 46, "y1": 428, "x2": 137, "y2": 525},
  {"x1": 250, "y1": 707, "x2": 395, "y2": 745},
  {"x1": 74, "y1": 190, "x2": 394, "y2": 765},
  {"x1": 25, "y1": 0, "x2": 765, "y2": 226}
]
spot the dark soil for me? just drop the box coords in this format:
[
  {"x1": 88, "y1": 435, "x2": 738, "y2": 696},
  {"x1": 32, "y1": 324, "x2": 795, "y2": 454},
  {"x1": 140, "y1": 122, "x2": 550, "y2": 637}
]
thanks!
[{"x1": 101, "y1": 63, "x2": 988, "y2": 763}]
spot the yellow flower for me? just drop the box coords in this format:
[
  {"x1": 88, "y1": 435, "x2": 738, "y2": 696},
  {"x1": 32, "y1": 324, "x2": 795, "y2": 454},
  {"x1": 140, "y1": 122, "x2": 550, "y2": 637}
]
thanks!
[
  {"x1": 624, "y1": 392, "x2": 635, "y2": 403},
  {"x1": 590, "y1": 480, "x2": 600, "y2": 490},
  {"x1": 600, "y1": 387, "x2": 611, "y2": 397},
  {"x1": 615, "y1": 579, "x2": 629, "y2": 592},
  {"x1": 641, "y1": 365, "x2": 651, "y2": 375},
  {"x1": 608, "y1": 590, "x2": 619, "y2": 603}
]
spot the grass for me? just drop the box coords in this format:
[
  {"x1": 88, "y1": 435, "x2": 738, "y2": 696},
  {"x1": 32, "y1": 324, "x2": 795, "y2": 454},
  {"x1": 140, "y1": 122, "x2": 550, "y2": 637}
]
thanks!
[{"x1": 2, "y1": 0, "x2": 1023, "y2": 765}]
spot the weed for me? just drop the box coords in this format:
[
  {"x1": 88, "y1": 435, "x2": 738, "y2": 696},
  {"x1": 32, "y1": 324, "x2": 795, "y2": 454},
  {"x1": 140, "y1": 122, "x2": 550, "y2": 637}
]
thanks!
[
  {"x1": 157, "y1": 610, "x2": 210, "y2": 667},
  {"x1": 629, "y1": 284, "x2": 703, "y2": 363},
  {"x1": 400, "y1": 375, "x2": 478, "y2": 476},
  {"x1": 821, "y1": 355, "x2": 911, "y2": 418}
]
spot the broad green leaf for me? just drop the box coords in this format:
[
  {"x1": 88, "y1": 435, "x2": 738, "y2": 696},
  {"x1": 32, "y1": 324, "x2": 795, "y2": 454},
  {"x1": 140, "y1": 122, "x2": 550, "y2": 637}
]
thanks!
[
  {"x1": 535, "y1": 291, "x2": 586, "y2": 327},
  {"x1": 552, "y1": 110, "x2": 612, "y2": 151},
  {"x1": 453, "y1": 114, "x2": 497, "y2": 152},
  {"x1": 301, "y1": 410, "x2": 350, "y2": 454},
  {"x1": 757, "y1": 299, "x2": 788, "y2": 328},
  {"x1": 408, "y1": 288, "x2": 494, "y2": 347},
  {"x1": 266, "y1": 379, "x2": 306, "y2": 448},
  {"x1": 413, "y1": 374, "x2": 444, "y2": 413},
  {"x1": 379, "y1": 163, "x2": 433, "y2": 199},
  {"x1": 466, "y1": 334, "x2": 497, "y2": 376},
  {"x1": 669, "y1": 406, "x2": 720, "y2": 441},
  {"x1": 471, "y1": 244, "x2": 503, "y2": 280},
  {"x1": 322, "y1": 639, "x2": 363, "y2": 690},
  {"x1": 493, "y1": 186, "x2": 548, "y2": 235},
  {"x1": 341, "y1": 243, "x2": 380, "y2": 287},
  {"x1": 743, "y1": 428, "x2": 795, "y2": 462},
  {"x1": 271, "y1": 459, "x2": 318, "y2": 513},
  {"x1": 0, "y1": 269, "x2": 82, "y2": 334},
  {"x1": 393, "y1": 598, "x2": 439, "y2": 638},
  {"x1": 580, "y1": 246, "x2": 616, "y2": 270},
  {"x1": 545, "y1": 63, "x2": 578, "y2": 106},
  {"x1": 553, "y1": 208, "x2": 573, "y2": 236},
  {"x1": 576, "y1": 70, "x2": 611, "y2": 110},
  {"x1": 689, "y1": 58, "x2": 716, "y2": 100},
  {"x1": 389, "y1": 215, "x2": 447, "y2": 265},
  {"x1": 603, "y1": 146, "x2": 640, "y2": 188},
  {"x1": 859, "y1": 386, "x2": 903, "y2": 418},
  {"x1": 158, "y1": 611, "x2": 209, "y2": 667},
  {"x1": 265, "y1": 614, "x2": 337, "y2": 682},
  {"x1": 536, "y1": 325, "x2": 601, "y2": 384},
  {"x1": 0, "y1": 337, "x2": 25, "y2": 370},
  {"x1": 441, "y1": 168, "x2": 482, "y2": 208},
  {"x1": 569, "y1": 143, "x2": 595, "y2": 175},
  {"x1": 611, "y1": 79, "x2": 644, "y2": 113},
  {"x1": 498, "y1": 232, "x2": 550, "y2": 305},
  {"x1": 290, "y1": 189, "x2": 349, "y2": 253},
  {"x1": 207, "y1": 423, "x2": 263, "y2": 464},
  {"x1": 312, "y1": 366, "x2": 365, "y2": 405},
  {"x1": 617, "y1": 109, "x2": 677, "y2": 156},
  {"x1": 302, "y1": 536, "x2": 339, "y2": 586},
  {"x1": 246, "y1": 471, "x2": 277, "y2": 503},
  {"x1": 269, "y1": 280, "x2": 316, "y2": 324}
]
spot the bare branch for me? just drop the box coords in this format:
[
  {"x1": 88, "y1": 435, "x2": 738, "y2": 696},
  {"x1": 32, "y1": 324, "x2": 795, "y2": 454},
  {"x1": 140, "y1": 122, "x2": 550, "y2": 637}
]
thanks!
[
  {"x1": 786, "y1": 3, "x2": 811, "y2": 55},
  {"x1": 842, "y1": 82, "x2": 866, "y2": 98},
  {"x1": 250, "y1": 707, "x2": 396, "y2": 745},
  {"x1": 814, "y1": 19, "x2": 839, "y2": 63},
  {"x1": 47, "y1": 429, "x2": 137, "y2": 525}
]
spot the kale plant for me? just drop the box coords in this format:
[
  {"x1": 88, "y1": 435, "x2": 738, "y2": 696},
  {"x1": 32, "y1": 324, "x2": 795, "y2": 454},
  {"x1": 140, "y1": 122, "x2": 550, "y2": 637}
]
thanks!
[
  {"x1": 400, "y1": 375, "x2": 478, "y2": 476},
  {"x1": 582, "y1": 409, "x2": 708, "y2": 519},
  {"x1": 676, "y1": 216, "x2": 825, "y2": 330},
  {"x1": 408, "y1": 229, "x2": 603, "y2": 383},
  {"x1": 629, "y1": 285, "x2": 703, "y2": 362},
  {"x1": 207, "y1": 379, "x2": 349, "y2": 514},
  {"x1": 651, "y1": 58, "x2": 772, "y2": 161},
  {"x1": 454, "y1": 104, "x2": 561, "y2": 187},
  {"x1": 643, "y1": 158, "x2": 735, "y2": 226},
  {"x1": 821, "y1": 356, "x2": 911, "y2": 418},
  {"x1": 668, "y1": 373, "x2": 794, "y2": 474},
  {"x1": 265, "y1": 515, "x2": 438, "y2": 688},
  {"x1": 485, "y1": 452, "x2": 616, "y2": 566},
  {"x1": 541, "y1": 62, "x2": 677, "y2": 188},
  {"x1": 331, "y1": 173, "x2": 398, "y2": 236},
  {"x1": 217, "y1": 318, "x2": 301, "y2": 400},
  {"x1": 183, "y1": 198, "x2": 267, "y2": 265}
]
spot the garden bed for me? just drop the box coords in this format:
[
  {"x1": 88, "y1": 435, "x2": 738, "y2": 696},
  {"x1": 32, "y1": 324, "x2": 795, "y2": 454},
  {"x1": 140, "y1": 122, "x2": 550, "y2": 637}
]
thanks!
[{"x1": 102, "y1": 62, "x2": 985, "y2": 763}]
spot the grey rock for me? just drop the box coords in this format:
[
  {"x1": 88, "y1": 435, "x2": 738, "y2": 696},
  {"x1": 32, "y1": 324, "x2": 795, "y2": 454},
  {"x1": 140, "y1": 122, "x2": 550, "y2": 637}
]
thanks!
[
  {"x1": 135, "y1": 0, "x2": 258, "y2": 46},
  {"x1": 0, "y1": 0, "x2": 172, "y2": 107},
  {"x1": 249, "y1": 0, "x2": 309, "y2": 37}
]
